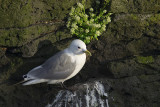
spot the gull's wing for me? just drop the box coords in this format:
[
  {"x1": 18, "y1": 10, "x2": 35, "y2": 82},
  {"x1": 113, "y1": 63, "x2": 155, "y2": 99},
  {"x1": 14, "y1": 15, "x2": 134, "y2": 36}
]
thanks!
[{"x1": 26, "y1": 50, "x2": 76, "y2": 80}]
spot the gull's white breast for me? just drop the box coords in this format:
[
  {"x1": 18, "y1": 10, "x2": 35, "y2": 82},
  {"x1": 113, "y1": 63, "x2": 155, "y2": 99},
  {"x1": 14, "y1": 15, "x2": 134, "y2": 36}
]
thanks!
[{"x1": 64, "y1": 53, "x2": 86, "y2": 81}]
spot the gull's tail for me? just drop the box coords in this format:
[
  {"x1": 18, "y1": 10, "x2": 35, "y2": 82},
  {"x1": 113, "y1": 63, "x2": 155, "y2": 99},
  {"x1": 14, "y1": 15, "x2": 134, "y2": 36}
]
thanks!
[
  {"x1": 12, "y1": 74, "x2": 48, "y2": 86},
  {"x1": 21, "y1": 74, "x2": 48, "y2": 85},
  {"x1": 22, "y1": 79, "x2": 48, "y2": 85}
]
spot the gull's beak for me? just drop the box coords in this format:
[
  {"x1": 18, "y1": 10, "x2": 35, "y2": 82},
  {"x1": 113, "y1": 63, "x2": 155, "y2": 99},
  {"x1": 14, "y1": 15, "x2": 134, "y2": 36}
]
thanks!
[{"x1": 84, "y1": 50, "x2": 92, "y2": 56}]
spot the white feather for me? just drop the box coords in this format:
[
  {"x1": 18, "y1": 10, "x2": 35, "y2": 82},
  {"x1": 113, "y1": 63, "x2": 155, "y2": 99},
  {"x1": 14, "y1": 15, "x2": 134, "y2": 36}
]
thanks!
[{"x1": 23, "y1": 79, "x2": 48, "y2": 85}]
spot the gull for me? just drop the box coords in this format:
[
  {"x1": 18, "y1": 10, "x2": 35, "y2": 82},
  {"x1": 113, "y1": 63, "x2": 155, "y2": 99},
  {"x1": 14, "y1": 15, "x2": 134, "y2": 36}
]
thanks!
[{"x1": 22, "y1": 39, "x2": 91, "y2": 86}]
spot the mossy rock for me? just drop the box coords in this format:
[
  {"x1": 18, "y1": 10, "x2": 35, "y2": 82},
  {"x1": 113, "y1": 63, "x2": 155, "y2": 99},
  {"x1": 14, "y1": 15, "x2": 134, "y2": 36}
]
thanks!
[
  {"x1": 0, "y1": 0, "x2": 67, "y2": 28},
  {"x1": 0, "y1": 0, "x2": 93, "y2": 49},
  {"x1": 136, "y1": 56, "x2": 154, "y2": 64},
  {"x1": 0, "y1": 0, "x2": 93, "y2": 28},
  {"x1": 111, "y1": 0, "x2": 160, "y2": 13},
  {"x1": 0, "y1": 24, "x2": 58, "y2": 47},
  {"x1": 108, "y1": 59, "x2": 144, "y2": 78},
  {"x1": 138, "y1": 74, "x2": 160, "y2": 83},
  {"x1": 102, "y1": 14, "x2": 160, "y2": 55}
]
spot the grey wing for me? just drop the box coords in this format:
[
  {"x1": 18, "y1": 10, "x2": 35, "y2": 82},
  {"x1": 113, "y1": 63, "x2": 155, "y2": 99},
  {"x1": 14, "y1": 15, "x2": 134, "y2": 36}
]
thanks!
[{"x1": 27, "y1": 50, "x2": 76, "y2": 80}]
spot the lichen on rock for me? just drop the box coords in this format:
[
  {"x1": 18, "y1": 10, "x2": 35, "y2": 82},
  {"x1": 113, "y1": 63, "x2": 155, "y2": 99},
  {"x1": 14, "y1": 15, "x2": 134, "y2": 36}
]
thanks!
[{"x1": 136, "y1": 56, "x2": 154, "y2": 64}]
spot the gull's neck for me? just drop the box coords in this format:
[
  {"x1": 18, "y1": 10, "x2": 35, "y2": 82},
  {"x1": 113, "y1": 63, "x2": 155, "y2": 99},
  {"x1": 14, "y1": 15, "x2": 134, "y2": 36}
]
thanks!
[{"x1": 65, "y1": 48, "x2": 74, "y2": 55}]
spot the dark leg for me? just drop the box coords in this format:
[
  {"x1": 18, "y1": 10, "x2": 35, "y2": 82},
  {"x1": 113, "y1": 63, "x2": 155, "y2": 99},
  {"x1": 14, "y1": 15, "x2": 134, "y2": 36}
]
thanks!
[
  {"x1": 60, "y1": 82, "x2": 68, "y2": 90},
  {"x1": 60, "y1": 82, "x2": 76, "y2": 93}
]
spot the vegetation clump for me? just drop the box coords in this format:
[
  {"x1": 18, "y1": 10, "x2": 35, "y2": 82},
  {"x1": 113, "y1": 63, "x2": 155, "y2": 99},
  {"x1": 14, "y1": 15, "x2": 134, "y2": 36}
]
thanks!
[
  {"x1": 67, "y1": 0, "x2": 112, "y2": 44},
  {"x1": 136, "y1": 56, "x2": 154, "y2": 64}
]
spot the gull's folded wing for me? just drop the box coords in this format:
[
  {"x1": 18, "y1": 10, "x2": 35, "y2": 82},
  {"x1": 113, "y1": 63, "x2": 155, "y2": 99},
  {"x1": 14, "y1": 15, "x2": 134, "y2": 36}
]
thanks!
[{"x1": 27, "y1": 50, "x2": 76, "y2": 80}]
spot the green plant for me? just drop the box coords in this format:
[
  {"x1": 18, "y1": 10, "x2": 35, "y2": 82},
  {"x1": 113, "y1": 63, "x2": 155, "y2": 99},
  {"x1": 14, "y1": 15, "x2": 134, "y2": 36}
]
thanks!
[{"x1": 67, "y1": 0, "x2": 112, "y2": 44}]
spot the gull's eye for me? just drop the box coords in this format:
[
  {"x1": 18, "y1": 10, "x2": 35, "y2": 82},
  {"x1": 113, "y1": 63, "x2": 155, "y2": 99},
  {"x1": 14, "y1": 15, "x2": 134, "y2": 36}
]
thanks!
[{"x1": 78, "y1": 46, "x2": 81, "y2": 49}]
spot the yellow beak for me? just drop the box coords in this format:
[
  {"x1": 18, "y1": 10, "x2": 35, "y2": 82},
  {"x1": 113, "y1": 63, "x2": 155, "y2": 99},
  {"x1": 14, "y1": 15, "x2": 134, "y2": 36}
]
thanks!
[{"x1": 84, "y1": 50, "x2": 92, "y2": 56}]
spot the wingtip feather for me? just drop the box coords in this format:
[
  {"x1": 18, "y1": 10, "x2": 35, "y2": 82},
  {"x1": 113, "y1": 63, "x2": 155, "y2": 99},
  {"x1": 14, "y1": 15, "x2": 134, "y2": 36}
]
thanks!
[{"x1": 22, "y1": 79, "x2": 48, "y2": 85}]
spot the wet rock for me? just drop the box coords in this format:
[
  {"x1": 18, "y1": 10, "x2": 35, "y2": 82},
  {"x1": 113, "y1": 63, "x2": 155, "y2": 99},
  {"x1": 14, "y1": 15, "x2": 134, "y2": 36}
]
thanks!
[{"x1": 46, "y1": 81, "x2": 110, "y2": 107}]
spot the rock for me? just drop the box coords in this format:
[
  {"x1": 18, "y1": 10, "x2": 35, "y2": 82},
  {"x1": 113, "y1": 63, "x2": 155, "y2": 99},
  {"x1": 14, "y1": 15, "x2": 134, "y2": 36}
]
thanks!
[
  {"x1": 0, "y1": 48, "x2": 9, "y2": 67},
  {"x1": 111, "y1": 0, "x2": 160, "y2": 13},
  {"x1": 0, "y1": 0, "x2": 160, "y2": 107},
  {"x1": 46, "y1": 80, "x2": 110, "y2": 107}
]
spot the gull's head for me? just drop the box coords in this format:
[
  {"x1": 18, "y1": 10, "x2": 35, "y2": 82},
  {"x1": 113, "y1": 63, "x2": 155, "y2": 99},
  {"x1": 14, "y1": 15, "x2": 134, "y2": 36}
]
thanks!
[{"x1": 68, "y1": 39, "x2": 91, "y2": 56}]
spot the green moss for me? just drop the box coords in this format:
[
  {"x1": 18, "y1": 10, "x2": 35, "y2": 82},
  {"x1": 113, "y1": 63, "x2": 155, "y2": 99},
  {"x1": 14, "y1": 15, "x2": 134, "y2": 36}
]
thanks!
[
  {"x1": 0, "y1": 0, "x2": 33, "y2": 28},
  {"x1": 0, "y1": 24, "x2": 57, "y2": 47},
  {"x1": 0, "y1": 0, "x2": 77, "y2": 28},
  {"x1": 105, "y1": 13, "x2": 160, "y2": 43},
  {"x1": 0, "y1": 0, "x2": 87, "y2": 47},
  {"x1": 111, "y1": 0, "x2": 160, "y2": 13},
  {"x1": 147, "y1": 14, "x2": 160, "y2": 24},
  {"x1": 136, "y1": 56, "x2": 154, "y2": 64},
  {"x1": 130, "y1": 14, "x2": 138, "y2": 20}
]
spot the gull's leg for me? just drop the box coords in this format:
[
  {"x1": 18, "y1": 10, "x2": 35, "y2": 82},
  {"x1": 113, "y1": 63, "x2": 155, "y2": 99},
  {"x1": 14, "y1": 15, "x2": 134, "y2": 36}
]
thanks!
[
  {"x1": 60, "y1": 82, "x2": 75, "y2": 93},
  {"x1": 60, "y1": 82, "x2": 79, "y2": 94},
  {"x1": 60, "y1": 82, "x2": 68, "y2": 90}
]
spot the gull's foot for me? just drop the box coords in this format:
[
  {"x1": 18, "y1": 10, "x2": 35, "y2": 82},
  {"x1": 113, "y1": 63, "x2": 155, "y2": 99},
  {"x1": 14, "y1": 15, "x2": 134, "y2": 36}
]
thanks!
[
  {"x1": 60, "y1": 83, "x2": 76, "y2": 92},
  {"x1": 60, "y1": 82, "x2": 68, "y2": 90}
]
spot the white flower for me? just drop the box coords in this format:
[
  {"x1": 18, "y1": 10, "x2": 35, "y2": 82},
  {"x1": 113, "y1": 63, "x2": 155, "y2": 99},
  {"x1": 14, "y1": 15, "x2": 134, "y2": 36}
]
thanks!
[
  {"x1": 85, "y1": 29, "x2": 89, "y2": 33},
  {"x1": 84, "y1": 14, "x2": 88, "y2": 19},
  {"x1": 102, "y1": 27, "x2": 106, "y2": 31},
  {"x1": 95, "y1": 24, "x2": 101, "y2": 28},
  {"x1": 91, "y1": 13, "x2": 95, "y2": 17},
  {"x1": 89, "y1": 24, "x2": 96, "y2": 28},
  {"x1": 103, "y1": 10, "x2": 107, "y2": 13},
  {"x1": 90, "y1": 24, "x2": 101, "y2": 28},
  {"x1": 107, "y1": 17, "x2": 111, "y2": 22},
  {"x1": 86, "y1": 37, "x2": 90, "y2": 40},
  {"x1": 66, "y1": 22, "x2": 70, "y2": 28},
  {"x1": 103, "y1": 20, "x2": 106, "y2": 23},
  {"x1": 77, "y1": 3, "x2": 84, "y2": 8},
  {"x1": 102, "y1": 24, "x2": 106, "y2": 28},
  {"x1": 102, "y1": 24, "x2": 106, "y2": 31},
  {"x1": 69, "y1": 12, "x2": 73, "y2": 16},
  {"x1": 86, "y1": 21, "x2": 90, "y2": 25},
  {"x1": 70, "y1": 28, "x2": 75, "y2": 34},
  {"x1": 96, "y1": 31, "x2": 101, "y2": 36},
  {"x1": 71, "y1": 7, "x2": 75, "y2": 13},
  {"x1": 108, "y1": 13, "x2": 112, "y2": 15},
  {"x1": 74, "y1": 25, "x2": 78, "y2": 29},
  {"x1": 69, "y1": 7, "x2": 75, "y2": 16},
  {"x1": 90, "y1": 8, "x2": 94, "y2": 12},
  {"x1": 71, "y1": 23, "x2": 77, "y2": 28},
  {"x1": 75, "y1": 16, "x2": 80, "y2": 21},
  {"x1": 89, "y1": 24, "x2": 94, "y2": 27},
  {"x1": 90, "y1": 19, "x2": 94, "y2": 23}
]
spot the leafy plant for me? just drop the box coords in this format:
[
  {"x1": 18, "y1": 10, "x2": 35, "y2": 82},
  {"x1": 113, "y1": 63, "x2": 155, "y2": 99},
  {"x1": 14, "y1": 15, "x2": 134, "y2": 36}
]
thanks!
[{"x1": 67, "y1": 0, "x2": 112, "y2": 44}]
